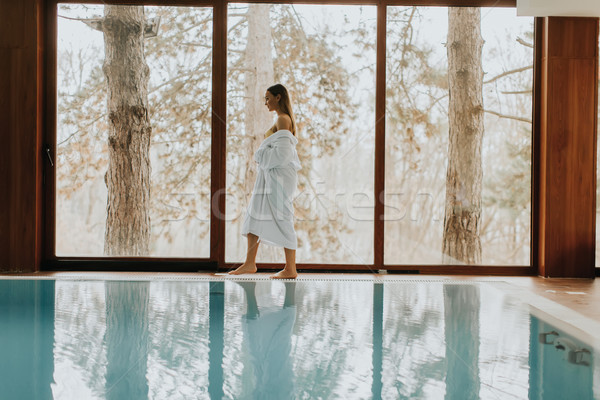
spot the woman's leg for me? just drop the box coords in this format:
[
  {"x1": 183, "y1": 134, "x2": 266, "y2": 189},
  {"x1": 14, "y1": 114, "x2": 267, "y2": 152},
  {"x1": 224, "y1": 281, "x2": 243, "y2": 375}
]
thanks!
[
  {"x1": 271, "y1": 248, "x2": 297, "y2": 279},
  {"x1": 229, "y1": 233, "x2": 259, "y2": 275}
]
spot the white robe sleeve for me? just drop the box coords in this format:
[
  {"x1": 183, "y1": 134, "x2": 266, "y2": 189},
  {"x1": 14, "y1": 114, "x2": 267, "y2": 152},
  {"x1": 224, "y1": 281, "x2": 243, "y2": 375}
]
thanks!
[
  {"x1": 254, "y1": 147, "x2": 265, "y2": 164},
  {"x1": 256, "y1": 138, "x2": 294, "y2": 170}
]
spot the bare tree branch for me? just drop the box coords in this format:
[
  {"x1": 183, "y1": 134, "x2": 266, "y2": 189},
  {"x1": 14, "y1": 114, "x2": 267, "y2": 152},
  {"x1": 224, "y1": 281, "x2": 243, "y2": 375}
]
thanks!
[
  {"x1": 501, "y1": 89, "x2": 532, "y2": 95},
  {"x1": 149, "y1": 66, "x2": 211, "y2": 93},
  {"x1": 60, "y1": 14, "x2": 161, "y2": 37},
  {"x1": 58, "y1": 114, "x2": 106, "y2": 146},
  {"x1": 516, "y1": 37, "x2": 533, "y2": 48},
  {"x1": 176, "y1": 17, "x2": 212, "y2": 37},
  {"x1": 179, "y1": 42, "x2": 211, "y2": 48},
  {"x1": 58, "y1": 14, "x2": 104, "y2": 32},
  {"x1": 227, "y1": 18, "x2": 247, "y2": 33},
  {"x1": 484, "y1": 65, "x2": 533, "y2": 85},
  {"x1": 484, "y1": 109, "x2": 531, "y2": 124},
  {"x1": 58, "y1": 14, "x2": 101, "y2": 22}
]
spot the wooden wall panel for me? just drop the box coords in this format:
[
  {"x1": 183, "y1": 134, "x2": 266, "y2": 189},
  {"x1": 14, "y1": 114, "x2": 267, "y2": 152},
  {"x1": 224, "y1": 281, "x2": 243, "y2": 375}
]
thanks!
[
  {"x1": 546, "y1": 18, "x2": 598, "y2": 58},
  {"x1": 0, "y1": 2, "x2": 28, "y2": 48},
  {"x1": 0, "y1": 0, "x2": 44, "y2": 272},
  {"x1": 0, "y1": 50, "x2": 11, "y2": 264},
  {"x1": 538, "y1": 17, "x2": 599, "y2": 278}
]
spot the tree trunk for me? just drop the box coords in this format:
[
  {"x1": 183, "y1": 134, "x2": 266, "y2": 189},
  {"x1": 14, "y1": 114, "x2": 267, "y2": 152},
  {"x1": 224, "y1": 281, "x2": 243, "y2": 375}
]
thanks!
[
  {"x1": 239, "y1": 4, "x2": 276, "y2": 258},
  {"x1": 243, "y1": 4, "x2": 275, "y2": 192},
  {"x1": 442, "y1": 7, "x2": 484, "y2": 264},
  {"x1": 102, "y1": 6, "x2": 152, "y2": 256}
]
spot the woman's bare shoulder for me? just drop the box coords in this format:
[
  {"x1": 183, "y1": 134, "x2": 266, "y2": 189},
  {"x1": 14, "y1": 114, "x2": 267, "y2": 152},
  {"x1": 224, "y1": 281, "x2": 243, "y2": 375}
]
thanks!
[{"x1": 275, "y1": 114, "x2": 292, "y2": 131}]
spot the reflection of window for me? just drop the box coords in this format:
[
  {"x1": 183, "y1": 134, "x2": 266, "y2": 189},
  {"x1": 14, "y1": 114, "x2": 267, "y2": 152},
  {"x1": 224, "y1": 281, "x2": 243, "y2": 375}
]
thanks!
[
  {"x1": 225, "y1": 4, "x2": 376, "y2": 264},
  {"x1": 56, "y1": 5, "x2": 212, "y2": 257},
  {"x1": 384, "y1": 7, "x2": 533, "y2": 265},
  {"x1": 52, "y1": 281, "x2": 211, "y2": 397}
]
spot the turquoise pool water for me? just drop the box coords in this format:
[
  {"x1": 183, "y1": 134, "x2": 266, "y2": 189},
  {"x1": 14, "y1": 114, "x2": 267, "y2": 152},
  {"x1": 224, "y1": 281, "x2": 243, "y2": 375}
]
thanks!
[{"x1": 0, "y1": 278, "x2": 597, "y2": 399}]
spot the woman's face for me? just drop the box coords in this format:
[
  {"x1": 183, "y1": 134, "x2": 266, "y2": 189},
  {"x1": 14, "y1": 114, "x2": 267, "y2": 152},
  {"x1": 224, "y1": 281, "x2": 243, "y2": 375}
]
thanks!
[{"x1": 264, "y1": 91, "x2": 280, "y2": 112}]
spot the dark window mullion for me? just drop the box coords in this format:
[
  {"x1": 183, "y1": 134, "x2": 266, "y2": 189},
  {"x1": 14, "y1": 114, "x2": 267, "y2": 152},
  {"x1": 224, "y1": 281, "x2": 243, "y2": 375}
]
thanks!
[
  {"x1": 211, "y1": 1, "x2": 228, "y2": 266},
  {"x1": 374, "y1": 3, "x2": 386, "y2": 269}
]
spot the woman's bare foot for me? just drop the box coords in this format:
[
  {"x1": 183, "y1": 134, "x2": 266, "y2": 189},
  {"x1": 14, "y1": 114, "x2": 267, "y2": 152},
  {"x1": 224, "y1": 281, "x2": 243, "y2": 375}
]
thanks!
[
  {"x1": 270, "y1": 268, "x2": 297, "y2": 279},
  {"x1": 228, "y1": 262, "x2": 257, "y2": 275}
]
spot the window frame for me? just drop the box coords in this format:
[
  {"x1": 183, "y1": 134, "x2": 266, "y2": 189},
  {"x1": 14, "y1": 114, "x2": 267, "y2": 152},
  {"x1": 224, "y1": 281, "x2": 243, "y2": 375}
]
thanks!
[{"x1": 43, "y1": 0, "x2": 539, "y2": 275}]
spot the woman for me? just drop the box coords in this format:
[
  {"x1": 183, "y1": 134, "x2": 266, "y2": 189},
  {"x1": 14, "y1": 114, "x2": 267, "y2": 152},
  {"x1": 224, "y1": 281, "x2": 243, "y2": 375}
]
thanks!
[{"x1": 229, "y1": 84, "x2": 301, "y2": 279}]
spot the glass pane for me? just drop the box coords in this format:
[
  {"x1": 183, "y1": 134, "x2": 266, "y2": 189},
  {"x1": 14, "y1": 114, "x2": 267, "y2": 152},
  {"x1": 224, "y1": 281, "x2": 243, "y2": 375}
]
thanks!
[
  {"x1": 225, "y1": 4, "x2": 376, "y2": 264},
  {"x1": 56, "y1": 5, "x2": 212, "y2": 257},
  {"x1": 384, "y1": 7, "x2": 533, "y2": 265}
]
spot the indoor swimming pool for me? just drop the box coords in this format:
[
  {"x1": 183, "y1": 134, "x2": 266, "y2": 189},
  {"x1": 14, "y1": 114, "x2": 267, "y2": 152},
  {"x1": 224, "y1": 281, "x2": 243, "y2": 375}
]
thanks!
[{"x1": 0, "y1": 276, "x2": 598, "y2": 399}]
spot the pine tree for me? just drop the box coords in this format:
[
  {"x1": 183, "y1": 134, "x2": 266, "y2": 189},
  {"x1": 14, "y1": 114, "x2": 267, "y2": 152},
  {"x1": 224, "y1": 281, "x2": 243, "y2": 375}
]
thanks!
[
  {"x1": 101, "y1": 6, "x2": 152, "y2": 256},
  {"x1": 442, "y1": 7, "x2": 484, "y2": 264}
]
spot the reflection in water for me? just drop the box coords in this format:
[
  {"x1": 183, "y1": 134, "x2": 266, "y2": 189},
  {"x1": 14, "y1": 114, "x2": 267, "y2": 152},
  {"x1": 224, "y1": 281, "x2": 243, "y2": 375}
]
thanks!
[
  {"x1": 0, "y1": 279, "x2": 597, "y2": 399},
  {"x1": 444, "y1": 284, "x2": 480, "y2": 400},
  {"x1": 236, "y1": 281, "x2": 296, "y2": 400},
  {"x1": 382, "y1": 283, "x2": 446, "y2": 398},
  {"x1": 52, "y1": 281, "x2": 106, "y2": 398},
  {"x1": 209, "y1": 282, "x2": 225, "y2": 399},
  {"x1": 105, "y1": 281, "x2": 150, "y2": 399},
  {"x1": 0, "y1": 280, "x2": 55, "y2": 399},
  {"x1": 289, "y1": 281, "x2": 374, "y2": 398},
  {"x1": 146, "y1": 282, "x2": 211, "y2": 398},
  {"x1": 372, "y1": 283, "x2": 383, "y2": 399}
]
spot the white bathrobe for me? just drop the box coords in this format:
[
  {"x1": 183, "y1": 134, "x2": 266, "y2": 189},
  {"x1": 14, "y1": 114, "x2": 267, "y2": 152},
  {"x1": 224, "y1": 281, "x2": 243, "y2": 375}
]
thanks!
[{"x1": 241, "y1": 130, "x2": 301, "y2": 249}]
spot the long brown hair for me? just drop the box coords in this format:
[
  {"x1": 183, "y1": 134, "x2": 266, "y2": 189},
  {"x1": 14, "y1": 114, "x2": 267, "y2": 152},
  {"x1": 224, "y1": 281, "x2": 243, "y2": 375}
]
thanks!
[{"x1": 267, "y1": 84, "x2": 296, "y2": 136}]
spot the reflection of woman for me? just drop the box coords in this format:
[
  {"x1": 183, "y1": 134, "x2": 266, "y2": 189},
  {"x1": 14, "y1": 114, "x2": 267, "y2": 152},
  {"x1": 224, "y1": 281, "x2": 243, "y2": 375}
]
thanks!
[
  {"x1": 229, "y1": 84, "x2": 301, "y2": 279},
  {"x1": 237, "y1": 281, "x2": 297, "y2": 399}
]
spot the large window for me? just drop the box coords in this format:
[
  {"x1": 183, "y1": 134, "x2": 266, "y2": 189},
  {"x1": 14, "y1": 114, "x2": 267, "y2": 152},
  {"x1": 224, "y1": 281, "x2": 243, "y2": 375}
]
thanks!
[
  {"x1": 384, "y1": 7, "x2": 533, "y2": 265},
  {"x1": 51, "y1": 2, "x2": 537, "y2": 269},
  {"x1": 225, "y1": 4, "x2": 376, "y2": 264},
  {"x1": 56, "y1": 5, "x2": 212, "y2": 257}
]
